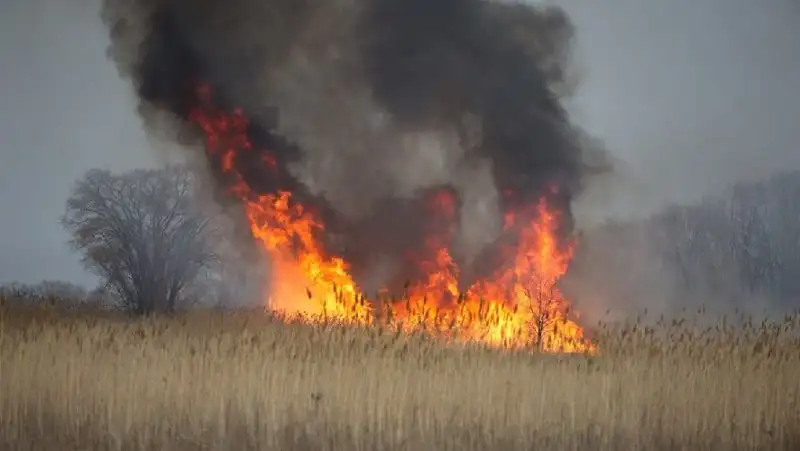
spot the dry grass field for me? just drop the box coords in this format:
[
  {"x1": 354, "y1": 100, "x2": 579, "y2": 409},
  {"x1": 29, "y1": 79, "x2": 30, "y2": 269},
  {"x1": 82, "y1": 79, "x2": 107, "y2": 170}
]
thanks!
[{"x1": 1, "y1": 300, "x2": 799, "y2": 450}]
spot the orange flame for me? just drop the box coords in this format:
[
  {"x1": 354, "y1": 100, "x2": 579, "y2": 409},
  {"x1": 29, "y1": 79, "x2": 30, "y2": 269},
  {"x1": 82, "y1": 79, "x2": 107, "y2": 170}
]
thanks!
[{"x1": 189, "y1": 84, "x2": 593, "y2": 353}]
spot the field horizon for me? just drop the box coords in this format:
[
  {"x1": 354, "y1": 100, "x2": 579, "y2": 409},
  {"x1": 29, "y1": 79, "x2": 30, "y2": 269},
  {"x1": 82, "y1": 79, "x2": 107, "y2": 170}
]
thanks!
[{"x1": 1, "y1": 299, "x2": 799, "y2": 450}]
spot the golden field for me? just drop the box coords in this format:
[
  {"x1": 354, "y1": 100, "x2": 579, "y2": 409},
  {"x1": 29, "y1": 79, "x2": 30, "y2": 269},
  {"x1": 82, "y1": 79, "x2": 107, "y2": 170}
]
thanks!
[{"x1": 1, "y1": 301, "x2": 799, "y2": 450}]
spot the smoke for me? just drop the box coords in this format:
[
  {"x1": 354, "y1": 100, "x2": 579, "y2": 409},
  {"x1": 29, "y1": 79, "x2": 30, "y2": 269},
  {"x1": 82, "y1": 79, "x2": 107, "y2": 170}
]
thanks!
[{"x1": 101, "y1": 0, "x2": 609, "y2": 293}]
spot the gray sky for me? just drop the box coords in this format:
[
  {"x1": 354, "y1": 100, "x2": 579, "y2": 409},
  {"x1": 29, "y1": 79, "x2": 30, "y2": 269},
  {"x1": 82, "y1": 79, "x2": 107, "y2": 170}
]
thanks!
[
  {"x1": 1, "y1": 0, "x2": 799, "y2": 285},
  {"x1": 564, "y1": 0, "x2": 800, "y2": 223}
]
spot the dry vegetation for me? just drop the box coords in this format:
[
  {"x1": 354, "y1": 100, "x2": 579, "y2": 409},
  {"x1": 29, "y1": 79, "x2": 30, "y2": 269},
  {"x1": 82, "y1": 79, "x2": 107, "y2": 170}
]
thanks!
[{"x1": 1, "y1": 297, "x2": 799, "y2": 451}]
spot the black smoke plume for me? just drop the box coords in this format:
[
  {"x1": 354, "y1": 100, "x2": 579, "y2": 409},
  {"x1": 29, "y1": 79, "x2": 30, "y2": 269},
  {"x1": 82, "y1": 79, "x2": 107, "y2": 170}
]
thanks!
[{"x1": 101, "y1": 0, "x2": 609, "y2": 295}]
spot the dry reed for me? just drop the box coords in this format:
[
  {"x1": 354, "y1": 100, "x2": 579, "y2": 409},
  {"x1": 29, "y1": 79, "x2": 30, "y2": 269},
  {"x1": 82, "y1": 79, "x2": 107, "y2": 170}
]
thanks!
[{"x1": 1, "y1": 300, "x2": 799, "y2": 450}]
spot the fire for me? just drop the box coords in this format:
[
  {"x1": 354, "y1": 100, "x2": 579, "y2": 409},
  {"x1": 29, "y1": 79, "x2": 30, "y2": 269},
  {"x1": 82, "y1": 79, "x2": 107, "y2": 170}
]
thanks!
[{"x1": 188, "y1": 84, "x2": 593, "y2": 353}]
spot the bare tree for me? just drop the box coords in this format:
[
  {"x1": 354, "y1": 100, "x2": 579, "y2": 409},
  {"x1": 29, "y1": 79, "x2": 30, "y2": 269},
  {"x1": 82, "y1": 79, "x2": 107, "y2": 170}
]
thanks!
[
  {"x1": 571, "y1": 170, "x2": 800, "y2": 315},
  {"x1": 524, "y1": 269, "x2": 571, "y2": 352},
  {"x1": 61, "y1": 166, "x2": 218, "y2": 314}
]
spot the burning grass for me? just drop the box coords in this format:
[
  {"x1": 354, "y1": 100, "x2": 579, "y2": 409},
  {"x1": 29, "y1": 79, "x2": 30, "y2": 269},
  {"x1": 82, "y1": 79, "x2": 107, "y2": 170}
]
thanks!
[
  {"x1": 1, "y1": 302, "x2": 799, "y2": 450},
  {"x1": 188, "y1": 83, "x2": 592, "y2": 353}
]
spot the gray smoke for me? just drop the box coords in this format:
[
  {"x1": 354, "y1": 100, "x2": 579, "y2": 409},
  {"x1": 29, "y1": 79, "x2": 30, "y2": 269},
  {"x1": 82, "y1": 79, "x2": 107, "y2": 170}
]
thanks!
[{"x1": 100, "y1": 0, "x2": 609, "y2": 293}]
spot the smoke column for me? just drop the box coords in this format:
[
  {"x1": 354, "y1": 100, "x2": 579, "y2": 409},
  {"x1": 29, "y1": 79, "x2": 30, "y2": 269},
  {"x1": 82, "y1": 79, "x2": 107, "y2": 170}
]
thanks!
[{"x1": 101, "y1": 0, "x2": 609, "y2": 294}]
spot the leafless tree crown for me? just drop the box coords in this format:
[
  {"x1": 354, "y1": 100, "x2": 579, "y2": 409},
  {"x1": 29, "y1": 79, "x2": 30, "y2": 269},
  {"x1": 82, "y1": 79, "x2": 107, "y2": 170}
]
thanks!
[{"x1": 62, "y1": 166, "x2": 218, "y2": 314}]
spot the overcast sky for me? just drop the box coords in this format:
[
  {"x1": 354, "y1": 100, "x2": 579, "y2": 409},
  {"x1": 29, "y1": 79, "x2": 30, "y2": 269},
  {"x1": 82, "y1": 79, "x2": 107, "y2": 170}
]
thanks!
[{"x1": 1, "y1": 0, "x2": 799, "y2": 285}]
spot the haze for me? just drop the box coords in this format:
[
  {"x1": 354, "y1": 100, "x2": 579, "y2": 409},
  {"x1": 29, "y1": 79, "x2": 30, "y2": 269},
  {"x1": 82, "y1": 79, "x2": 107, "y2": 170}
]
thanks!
[{"x1": 1, "y1": 0, "x2": 798, "y2": 285}]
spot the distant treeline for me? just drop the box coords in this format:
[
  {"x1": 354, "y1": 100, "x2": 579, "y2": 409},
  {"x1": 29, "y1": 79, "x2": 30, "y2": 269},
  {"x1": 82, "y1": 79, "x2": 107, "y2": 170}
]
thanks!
[
  {"x1": 0, "y1": 280, "x2": 114, "y2": 310},
  {"x1": 4, "y1": 171, "x2": 799, "y2": 317},
  {"x1": 568, "y1": 170, "x2": 800, "y2": 317}
]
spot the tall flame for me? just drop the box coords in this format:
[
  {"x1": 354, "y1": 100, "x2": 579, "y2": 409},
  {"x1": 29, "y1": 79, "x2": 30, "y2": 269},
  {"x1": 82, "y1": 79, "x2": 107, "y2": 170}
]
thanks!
[{"x1": 189, "y1": 84, "x2": 593, "y2": 353}]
